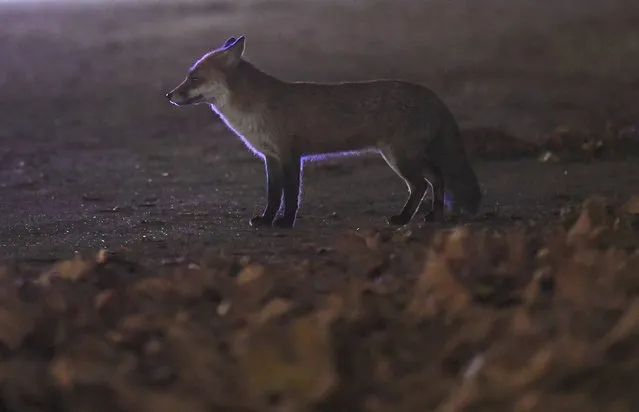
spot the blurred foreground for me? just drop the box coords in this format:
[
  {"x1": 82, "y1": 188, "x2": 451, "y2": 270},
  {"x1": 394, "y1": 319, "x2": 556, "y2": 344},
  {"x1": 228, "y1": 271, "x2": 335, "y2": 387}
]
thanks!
[{"x1": 2, "y1": 196, "x2": 639, "y2": 411}]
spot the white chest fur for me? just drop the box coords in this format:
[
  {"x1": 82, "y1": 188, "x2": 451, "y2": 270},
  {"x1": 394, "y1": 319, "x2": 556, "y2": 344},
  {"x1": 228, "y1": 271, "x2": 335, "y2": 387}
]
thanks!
[{"x1": 209, "y1": 103, "x2": 277, "y2": 157}]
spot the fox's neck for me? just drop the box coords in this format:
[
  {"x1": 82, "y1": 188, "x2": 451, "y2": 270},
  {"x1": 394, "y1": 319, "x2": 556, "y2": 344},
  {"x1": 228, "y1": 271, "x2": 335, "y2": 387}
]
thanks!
[{"x1": 215, "y1": 60, "x2": 282, "y2": 113}]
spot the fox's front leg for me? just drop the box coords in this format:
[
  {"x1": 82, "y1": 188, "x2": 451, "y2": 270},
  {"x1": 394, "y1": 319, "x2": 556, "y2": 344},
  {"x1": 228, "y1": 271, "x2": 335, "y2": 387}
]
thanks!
[
  {"x1": 250, "y1": 155, "x2": 283, "y2": 227},
  {"x1": 273, "y1": 155, "x2": 301, "y2": 228}
]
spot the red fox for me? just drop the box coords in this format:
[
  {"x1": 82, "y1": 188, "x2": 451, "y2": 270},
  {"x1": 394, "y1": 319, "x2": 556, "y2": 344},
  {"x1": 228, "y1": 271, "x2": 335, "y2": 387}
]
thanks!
[{"x1": 166, "y1": 36, "x2": 482, "y2": 228}]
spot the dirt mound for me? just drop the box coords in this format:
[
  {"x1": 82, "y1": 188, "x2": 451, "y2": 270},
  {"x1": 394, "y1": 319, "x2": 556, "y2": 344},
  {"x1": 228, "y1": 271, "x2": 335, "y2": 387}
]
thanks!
[
  {"x1": 461, "y1": 127, "x2": 540, "y2": 160},
  {"x1": 462, "y1": 125, "x2": 639, "y2": 162},
  {"x1": 539, "y1": 125, "x2": 639, "y2": 161}
]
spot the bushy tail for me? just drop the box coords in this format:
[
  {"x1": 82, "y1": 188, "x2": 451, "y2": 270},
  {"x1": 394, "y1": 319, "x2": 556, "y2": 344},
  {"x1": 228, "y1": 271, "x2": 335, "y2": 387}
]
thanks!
[
  {"x1": 441, "y1": 156, "x2": 482, "y2": 215},
  {"x1": 437, "y1": 115, "x2": 482, "y2": 216}
]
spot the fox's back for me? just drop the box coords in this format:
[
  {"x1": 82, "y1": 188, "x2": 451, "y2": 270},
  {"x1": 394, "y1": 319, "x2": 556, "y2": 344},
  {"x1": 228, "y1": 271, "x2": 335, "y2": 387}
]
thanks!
[{"x1": 266, "y1": 79, "x2": 451, "y2": 156}]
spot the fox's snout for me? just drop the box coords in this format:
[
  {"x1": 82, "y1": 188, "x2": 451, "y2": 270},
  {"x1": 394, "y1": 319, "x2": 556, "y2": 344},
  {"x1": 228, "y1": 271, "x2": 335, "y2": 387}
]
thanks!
[
  {"x1": 165, "y1": 91, "x2": 178, "y2": 105},
  {"x1": 165, "y1": 87, "x2": 184, "y2": 106},
  {"x1": 165, "y1": 78, "x2": 207, "y2": 106},
  {"x1": 166, "y1": 85, "x2": 194, "y2": 107}
]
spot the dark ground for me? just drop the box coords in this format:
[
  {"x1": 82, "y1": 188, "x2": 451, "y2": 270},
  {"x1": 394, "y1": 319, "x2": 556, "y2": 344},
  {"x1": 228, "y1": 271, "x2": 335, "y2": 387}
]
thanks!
[
  {"x1": 1, "y1": 0, "x2": 639, "y2": 264},
  {"x1": 2, "y1": 1, "x2": 639, "y2": 411}
]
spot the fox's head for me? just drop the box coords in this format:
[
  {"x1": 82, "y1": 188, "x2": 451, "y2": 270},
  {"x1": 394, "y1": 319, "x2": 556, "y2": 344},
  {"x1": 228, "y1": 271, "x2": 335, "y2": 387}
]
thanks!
[{"x1": 166, "y1": 35, "x2": 246, "y2": 107}]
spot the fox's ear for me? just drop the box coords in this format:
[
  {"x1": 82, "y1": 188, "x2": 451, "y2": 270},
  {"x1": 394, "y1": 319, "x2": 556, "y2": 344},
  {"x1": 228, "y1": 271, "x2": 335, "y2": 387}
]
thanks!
[
  {"x1": 229, "y1": 35, "x2": 245, "y2": 52},
  {"x1": 219, "y1": 35, "x2": 245, "y2": 68},
  {"x1": 223, "y1": 37, "x2": 236, "y2": 48}
]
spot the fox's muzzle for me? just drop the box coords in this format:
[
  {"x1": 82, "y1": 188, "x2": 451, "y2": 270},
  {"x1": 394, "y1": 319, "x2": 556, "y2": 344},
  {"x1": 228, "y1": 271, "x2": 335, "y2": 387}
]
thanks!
[
  {"x1": 165, "y1": 89, "x2": 181, "y2": 106},
  {"x1": 166, "y1": 87, "x2": 204, "y2": 107},
  {"x1": 166, "y1": 88, "x2": 185, "y2": 106}
]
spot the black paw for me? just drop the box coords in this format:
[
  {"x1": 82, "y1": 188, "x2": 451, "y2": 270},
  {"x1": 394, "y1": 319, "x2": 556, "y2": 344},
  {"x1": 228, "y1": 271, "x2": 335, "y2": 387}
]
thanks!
[
  {"x1": 249, "y1": 215, "x2": 274, "y2": 228},
  {"x1": 424, "y1": 209, "x2": 444, "y2": 223},
  {"x1": 273, "y1": 216, "x2": 295, "y2": 228},
  {"x1": 387, "y1": 214, "x2": 410, "y2": 226}
]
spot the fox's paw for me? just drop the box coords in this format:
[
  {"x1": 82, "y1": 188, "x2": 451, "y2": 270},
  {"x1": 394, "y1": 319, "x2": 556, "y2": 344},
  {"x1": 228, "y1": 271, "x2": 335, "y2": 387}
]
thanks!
[
  {"x1": 387, "y1": 214, "x2": 410, "y2": 226},
  {"x1": 273, "y1": 216, "x2": 295, "y2": 229},
  {"x1": 249, "y1": 215, "x2": 274, "y2": 228},
  {"x1": 424, "y1": 209, "x2": 444, "y2": 223}
]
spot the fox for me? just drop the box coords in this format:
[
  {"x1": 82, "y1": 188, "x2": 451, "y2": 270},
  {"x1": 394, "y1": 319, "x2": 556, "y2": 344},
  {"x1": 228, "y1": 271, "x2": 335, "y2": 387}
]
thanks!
[{"x1": 166, "y1": 35, "x2": 482, "y2": 229}]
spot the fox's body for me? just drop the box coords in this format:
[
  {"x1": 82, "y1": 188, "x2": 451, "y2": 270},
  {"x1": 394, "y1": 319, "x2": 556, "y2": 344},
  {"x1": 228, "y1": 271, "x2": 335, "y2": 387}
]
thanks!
[{"x1": 167, "y1": 36, "x2": 482, "y2": 228}]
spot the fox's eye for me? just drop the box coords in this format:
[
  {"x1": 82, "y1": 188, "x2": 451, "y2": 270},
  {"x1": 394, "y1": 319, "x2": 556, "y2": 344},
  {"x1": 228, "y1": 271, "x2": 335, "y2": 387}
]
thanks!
[{"x1": 190, "y1": 76, "x2": 201, "y2": 82}]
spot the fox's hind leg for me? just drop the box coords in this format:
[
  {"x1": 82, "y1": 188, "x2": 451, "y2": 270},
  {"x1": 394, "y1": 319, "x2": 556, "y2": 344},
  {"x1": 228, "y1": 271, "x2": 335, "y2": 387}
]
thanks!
[
  {"x1": 423, "y1": 165, "x2": 445, "y2": 222},
  {"x1": 380, "y1": 150, "x2": 428, "y2": 226}
]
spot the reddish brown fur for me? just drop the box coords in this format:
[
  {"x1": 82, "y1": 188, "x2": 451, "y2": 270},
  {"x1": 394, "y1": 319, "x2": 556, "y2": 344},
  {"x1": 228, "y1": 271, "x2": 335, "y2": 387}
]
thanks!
[{"x1": 167, "y1": 36, "x2": 482, "y2": 228}]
